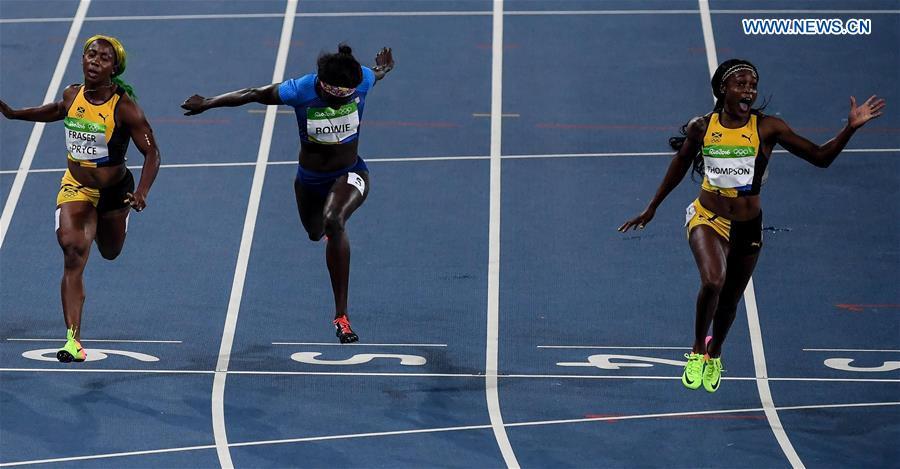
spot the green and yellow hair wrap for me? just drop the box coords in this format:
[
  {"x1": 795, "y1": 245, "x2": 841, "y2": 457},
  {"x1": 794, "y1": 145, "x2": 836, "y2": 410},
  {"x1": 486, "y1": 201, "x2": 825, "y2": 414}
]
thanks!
[{"x1": 83, "y1": 34, "x2": 136, "y2": 100}]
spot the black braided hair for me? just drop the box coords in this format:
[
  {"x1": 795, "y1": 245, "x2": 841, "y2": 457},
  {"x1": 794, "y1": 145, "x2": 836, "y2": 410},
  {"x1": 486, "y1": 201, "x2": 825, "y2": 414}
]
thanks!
[{"x1": 317, "y1": 43, "x2": 363, "y2": 88}]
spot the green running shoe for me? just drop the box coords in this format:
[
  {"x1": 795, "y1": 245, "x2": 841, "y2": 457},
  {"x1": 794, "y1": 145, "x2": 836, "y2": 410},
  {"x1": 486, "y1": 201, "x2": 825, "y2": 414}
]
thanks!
[
  {"x1": 57, "y1": 328, "x2": 86, "y2": 363},
  {"x1": 703, "y1": 357, "x2": 723, "y2": 393},
  {"x1": 681, "y1": 353, "x2": 705, "y2": 390}
]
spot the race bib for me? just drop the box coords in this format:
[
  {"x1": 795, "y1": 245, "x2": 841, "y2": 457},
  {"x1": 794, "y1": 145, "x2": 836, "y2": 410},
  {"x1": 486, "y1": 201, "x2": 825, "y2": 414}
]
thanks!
[
  {"x1": 346, "y1": 172, "x2": 365, "y2": 196},
  {"x1": 307, "y1": 101, "x2": 360, "y2": 144},
  {"x1": 64, "y1": 117, "x2": 108, "y2": 161},
  {"x1": 702, "y1": 145, "x2": 755, "y2": 189},
  {"x1": 684, "y1": 202, "x2": 696, "y2": 227}
]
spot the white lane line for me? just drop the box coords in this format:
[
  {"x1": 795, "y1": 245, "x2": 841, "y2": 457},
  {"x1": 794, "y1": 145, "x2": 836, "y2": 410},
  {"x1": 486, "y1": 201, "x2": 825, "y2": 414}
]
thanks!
[
  {"x1": 712, "y1": 10, "x2": 900, "y2": 14},
  {"x1": 698, "y1": 2, "x2": 803, "y2": 467},
  {"x1": 271, "y1": 342, "x2": 447, "y2": 347},
  {"x1": 537, "y1": 345, "x2": 690, "y2": 350},
  {"x1": 248, "y1": 109, "x2": 293, "y2": 114},
  {"x1": 0, "y1": 0, "x2": 90, "y2": 250},
  {"x1": 4, "y1": 400, "x2": 895, "y2": 467},
  {"x1": 0, "y1": 444, "x2": 218, "y2": 467},
  {"x1": 767, "y1": 377, "x2": 900, "y2": 383},
  {"x1": 0, "y1": 368, "x2": 214, "y2": 374},
  {"x1": 504, "y1": 401, "x2": 900, "y2": 429},
  {"x1": 3, "y1": 9, "x2": 897, "y2": 24},
  {"x1": 0, "y1": 368, "x2": 898, "y2": 383},
  {"x1": 211, "y1": 2, "x2": 298, "y2": 467},
  {"x1": 486, "y1": 1, "x2": 518, "y2": 467},
  {"x1": 803, "y1": 348, "x2": 900, "y2": 353},
  {"x1": 5, "y1": 338, "x2": 181, "y2": 343},
  {"x1": 1, "y1": 147, "x2": 896, "y2": 175},
  {"x1": 698, "y1": 0, "x2": 718, "y2": 84},
  {"x1": 746, "y1": 278, "x2": 804, "y2": 466},
  {"x1": 473, "y1": 113, "x2": 520, "y2": 117}
]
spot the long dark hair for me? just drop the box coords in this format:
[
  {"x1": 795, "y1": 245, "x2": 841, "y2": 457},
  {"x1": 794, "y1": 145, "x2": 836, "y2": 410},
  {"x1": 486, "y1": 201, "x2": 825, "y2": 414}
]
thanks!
[
  {"x1": 317, "y1": 43, "x2": 362, "y2": 88},
  {"x1": 670, "y1": 59, "x2": 767, "y2": 179}
]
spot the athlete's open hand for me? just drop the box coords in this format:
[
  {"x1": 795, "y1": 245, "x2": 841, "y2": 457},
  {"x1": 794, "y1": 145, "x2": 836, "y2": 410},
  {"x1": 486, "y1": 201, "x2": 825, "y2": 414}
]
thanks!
[
  {"x1": 124, "y1": 190, "x2": 147, "y2": 212},
  {"x1": 618, "y1": 207, "x2": 656, "y2": 232},
  {"x1": 848, "y1": 95, "x2": 885, "y2": 129},
  {"x1": 181, "y1": 95, "x2": 208, "y2": 116},
  {"x1": 373, "y1": 47, "x2": 393, "y2": 78}
]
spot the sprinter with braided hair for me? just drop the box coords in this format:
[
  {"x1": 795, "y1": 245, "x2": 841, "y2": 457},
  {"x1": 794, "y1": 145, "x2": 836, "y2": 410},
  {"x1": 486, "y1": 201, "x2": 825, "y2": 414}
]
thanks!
[
  {"x1": 182, "y1": 43, "x2": 394, "y2": 343},
  {"x1": 0, "y1": 35, "x2": 161, "y2": 361},
  {"x1": 619, "y1": 59, "x2": 885, "y2": 392}
]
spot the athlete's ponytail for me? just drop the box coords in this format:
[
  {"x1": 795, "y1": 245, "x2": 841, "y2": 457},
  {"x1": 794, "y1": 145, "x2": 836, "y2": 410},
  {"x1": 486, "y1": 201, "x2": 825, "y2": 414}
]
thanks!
[
  {"x1": 317, "y1": 43, "x2": 363, "y2": 88},
  {"x1": 669, "y1": 123, "x2": 706, "y2": 182}
]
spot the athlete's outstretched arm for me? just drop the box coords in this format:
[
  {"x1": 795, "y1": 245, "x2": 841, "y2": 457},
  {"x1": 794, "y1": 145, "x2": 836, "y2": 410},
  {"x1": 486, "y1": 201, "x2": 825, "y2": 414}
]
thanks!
[
  {"x1": 0, "y1": 85, "x2": 79, "y2": 122},
  {"x1": 372, "y1": 47, "x2": 394, "y2": 81},
  {"x1": 618, "y1": 116, "x2": 705, "y2": 232},
  {"x1": 181, "y1": 83, "x2": 282, "y2": 116},
  {"x1": 770, "y1": 95, "x2": 885, "y2": 168},
  {"x1": 119, "y1": 96, "x2": 161, "y2": 212}
]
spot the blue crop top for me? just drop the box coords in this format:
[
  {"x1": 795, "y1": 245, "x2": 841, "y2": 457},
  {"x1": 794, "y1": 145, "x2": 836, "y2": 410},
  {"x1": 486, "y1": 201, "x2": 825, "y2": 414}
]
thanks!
[{"x1": 277, "y1": 66, "x2": 376, "y2": 145}]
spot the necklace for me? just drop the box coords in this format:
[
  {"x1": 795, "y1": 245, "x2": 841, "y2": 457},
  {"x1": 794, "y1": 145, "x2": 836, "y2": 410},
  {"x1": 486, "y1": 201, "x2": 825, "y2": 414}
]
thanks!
[{"x1": 84, "y1": 83, "x2": 114, "y2": 93}]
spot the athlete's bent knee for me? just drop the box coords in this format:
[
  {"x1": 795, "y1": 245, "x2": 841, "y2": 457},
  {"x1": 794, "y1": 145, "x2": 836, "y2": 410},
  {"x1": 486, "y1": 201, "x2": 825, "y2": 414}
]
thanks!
[
  {"x1": 323, "y1": 211, "x2": 345, "y2": 237},
  {"x1": 58, "y1": 235, "x2": 89, "y2": 270},
  {"x1": 699, "y1": 273, "x2": 726, "y2": 296}
]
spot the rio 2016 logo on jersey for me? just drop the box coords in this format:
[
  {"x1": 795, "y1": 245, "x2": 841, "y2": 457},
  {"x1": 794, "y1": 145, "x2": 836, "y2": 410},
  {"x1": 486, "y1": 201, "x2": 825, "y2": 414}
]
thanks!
[
  {"x1": 703, "y1": 145, "x2": 755, "y2": 158},
  {"x1": 307, "y1": 102, "x2": 360, "y2": 144},
  {"x1": 703, "y1": 145, "x2": 756, "y2": 188}
]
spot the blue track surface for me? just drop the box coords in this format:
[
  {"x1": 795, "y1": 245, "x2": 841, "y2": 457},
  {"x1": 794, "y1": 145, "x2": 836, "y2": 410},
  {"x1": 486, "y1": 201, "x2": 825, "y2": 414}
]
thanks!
[{"x1": 1, "y1": 1, "x2": 898, "y2": 467}]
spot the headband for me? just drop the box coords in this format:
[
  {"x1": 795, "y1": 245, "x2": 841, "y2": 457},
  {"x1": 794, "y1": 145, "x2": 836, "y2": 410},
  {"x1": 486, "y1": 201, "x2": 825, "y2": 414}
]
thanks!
[
  {"x1": 318, "y1": 79, "x2": 356, "y2": 98},
  {"x1": 719, "y1": 64, "x2": 757, "y2": 89}
]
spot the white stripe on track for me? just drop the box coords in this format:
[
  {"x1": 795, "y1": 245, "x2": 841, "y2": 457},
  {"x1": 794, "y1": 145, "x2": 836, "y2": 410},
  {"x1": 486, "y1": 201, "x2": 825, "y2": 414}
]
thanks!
[
  {"x1": 744, "y1": 279, "x2": 805, "y2": 467},
  {"x1": 1, "y1": 368, "x2": 899, "y2": 383},
  {"x1": 211, "y1": 1, "x2": 298, "y2": 467},
  {"x1": 5, "y1": 338, "x2": 180, "y2": 343},
  {"x1": 271, "y1": 342, "x2": 448, "y2": 347},
  {"x1": 698, "y1": 3, "x2": 804, "y2": 465},
  {"x1": 2, "y1": 401, "x2": 896, "y2": 467},
  {"x1": 485, "y1": 1, "x2": 519, "y2": 467},
  {"x1": 0, "y1": 0, "x2": 91, "y2": 250},
  {"x1": 537, "y1": 345, "x2": 690, "y2": 350},
  {"x1": 1, "y1": 147, "x2": 896, "y2": 176},
  {"x1": 2, "y1": 10, "x2": 898, "y2": 24},
  {"x1": 803, "y1": 348, "x2": 900, "y2": 353}
]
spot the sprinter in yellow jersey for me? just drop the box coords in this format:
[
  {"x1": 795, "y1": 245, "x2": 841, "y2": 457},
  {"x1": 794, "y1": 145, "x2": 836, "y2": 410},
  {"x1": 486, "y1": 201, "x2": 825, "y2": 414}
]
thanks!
[
  {"x1": 619, "y1": 59, "x2": 885, "y2": 393},
  {"x1": 0, "y1": 35, "x2": 160, "y2": 362}
]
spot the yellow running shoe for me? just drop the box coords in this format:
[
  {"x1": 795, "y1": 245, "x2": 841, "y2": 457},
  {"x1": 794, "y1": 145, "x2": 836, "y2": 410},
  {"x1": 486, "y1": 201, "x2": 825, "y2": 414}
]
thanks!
[
  {"x1": 681, "y1": 353, "x2": 705, "y2": 390},
  {"x1": 57, "y1": 328, "x2": 86, "y2": 363},
  {"x1": 703, "y1": 357, "x2": 723, "y2": 393}
]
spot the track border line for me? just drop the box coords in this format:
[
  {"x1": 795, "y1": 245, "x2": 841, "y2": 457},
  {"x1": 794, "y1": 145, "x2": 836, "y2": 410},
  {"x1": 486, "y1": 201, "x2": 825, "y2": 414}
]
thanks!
[
  {"x1": 0, "y1": 0, "x2": 91, "y2": 250},
  {"x1": 2, "y1": 9, "x2": 899, "y2": 24},
  {"x1": 2, "y1": 400, "x2": 895, "y2": 467},
  {"x1": 485, "y1": 1, "x2": 519, "y2": 467},
  {"x1": 210, "y1": 1, "x2": 298, "y2": 467},
  {"x1": 2, "y1": 147, "x2": 896, "y2": 175},
  {"x1": 698, "y1": 2, "x2": 803, "y2": 467}
]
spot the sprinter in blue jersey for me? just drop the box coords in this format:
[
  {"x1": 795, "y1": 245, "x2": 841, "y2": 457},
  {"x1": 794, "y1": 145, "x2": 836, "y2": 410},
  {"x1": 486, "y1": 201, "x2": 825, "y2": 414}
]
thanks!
[{"x1": 182, "y1": 44, "x2": 393, "y2": 343}]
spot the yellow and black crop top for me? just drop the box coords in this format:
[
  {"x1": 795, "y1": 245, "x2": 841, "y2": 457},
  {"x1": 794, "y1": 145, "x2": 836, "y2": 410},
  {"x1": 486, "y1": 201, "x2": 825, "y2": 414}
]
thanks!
[
  {"x1": 64, "y1": 86, "x2": 130, "y2": 167},
  {"x1": 700, "y1": 112, "x2": 768, "y2": 197}
]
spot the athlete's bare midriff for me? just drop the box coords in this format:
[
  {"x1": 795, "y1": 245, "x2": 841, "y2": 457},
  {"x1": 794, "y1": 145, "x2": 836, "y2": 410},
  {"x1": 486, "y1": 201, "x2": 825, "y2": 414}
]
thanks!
[
  {"x1": 67, "y1": 159, "x2": 127, "y2": 188},
  {"x1": 299, "y1": 139, "x2": 360, "y2": 172}
]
